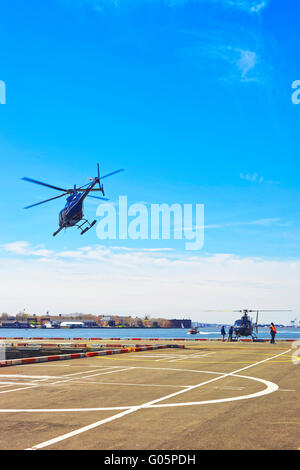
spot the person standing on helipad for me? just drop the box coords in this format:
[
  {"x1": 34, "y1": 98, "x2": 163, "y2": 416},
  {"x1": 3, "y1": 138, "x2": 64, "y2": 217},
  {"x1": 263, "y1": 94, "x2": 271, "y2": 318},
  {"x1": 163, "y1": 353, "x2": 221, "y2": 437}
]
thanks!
[
  {"x1": 221, "y1": 325, "x2": 226, "y2": 342},
  {"x1": 228, "y1": 325, "x2": 234, "y2": 342},
  {"x1": 270, "y1": 323, "x2": 277, "y2": 344}
]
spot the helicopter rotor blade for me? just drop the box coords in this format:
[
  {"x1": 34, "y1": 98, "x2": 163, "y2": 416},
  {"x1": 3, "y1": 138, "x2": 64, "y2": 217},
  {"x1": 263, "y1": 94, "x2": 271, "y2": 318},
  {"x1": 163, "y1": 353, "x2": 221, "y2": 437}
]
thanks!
[
  {"x1": 205, "y1": 310, "x2": 233, "y2": 313},
  {"x1": 248, "y1": 309, "x2": 292, "y2": 312},
  {"x1": 77, "y1": 183, "x2": 92, "y2": 190},
  {"x1": 255, "y1": 311, "x2": 259, "y2": 333},
  {"x1": 87, "y1": 195, "x2": 110, "y2": 201},
  {"x1": 24, "y1": 193, "x2": 67, "y2": 209},
  {"x1": 97, "y1": 162, "x2": 105, "y2": 195},
  {"x1": 22, "y1": 177, "x2": 68, "y2": 192},
  {"x1": 78, "y1": 188, "x2": 108, "y2": 192},
  {"x1": 77, "y1": 187, "x2": 103, "y2": 192},
  {"x1": 97, "y1": 162, "x2": 100, "y2": 184},
  {"x1": 101, "y1": 169, "x2": 124, "y2": 180},
  {"x1": 77, "y1": 167, "x2": 124, "y2": 192}
]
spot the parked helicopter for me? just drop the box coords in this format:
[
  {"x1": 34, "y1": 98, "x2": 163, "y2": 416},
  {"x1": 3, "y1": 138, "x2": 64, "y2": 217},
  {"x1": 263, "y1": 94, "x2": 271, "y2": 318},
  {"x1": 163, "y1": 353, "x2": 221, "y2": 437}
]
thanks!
[
  {"x1": 206, "y1": 309, "x2": 291, "y2": 341},
  {"x1": 232, "y1": 309, "x2": 258, "y2": 341},
  {"x1": 22, "y1": 163, "x2": 124, "y2": 236},
  {"x1": 232, "y1": 309, "x2": 291, "y2": 341}
]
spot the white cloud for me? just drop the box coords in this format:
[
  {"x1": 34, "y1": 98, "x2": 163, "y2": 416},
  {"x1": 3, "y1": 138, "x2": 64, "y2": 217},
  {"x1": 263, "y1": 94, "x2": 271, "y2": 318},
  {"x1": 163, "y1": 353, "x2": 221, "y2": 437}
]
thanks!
[
  {"x1": 204, "y1": 217, "x2": 282, "y2": 230},
  {"x1": 0, "y1": 242, "x2": 297, "y2": 324},
  {"x1": 182, "y1": 24, "x2": 269, "y2": 84},
  {"x1": 237, "y1": 49, "x2": 258, "y2": 81},
  {"x1": 240, "y1": 172, "x2": 264, "y2": 183},
  {"x1": 239, "y1": 173, "x2": 280, "y2": 185},
  {"x1": 3, "y1": 241, "x2": 53, "y2": 258},
  {"x1": 224, "y1": 47, "x2": 260, "y2": 83},
  {"x1": 249, "y1": 1, "x2": 267, "y2": 13},
  {"x1": 81, "y1": 0, "x2": 270, "y2": 15},
  {"x1": 221, "y1": 0, "x2": 269, "y2": 14},
  {"x1": 64, "y1": 0, "x2": 272, "y2": 85}
]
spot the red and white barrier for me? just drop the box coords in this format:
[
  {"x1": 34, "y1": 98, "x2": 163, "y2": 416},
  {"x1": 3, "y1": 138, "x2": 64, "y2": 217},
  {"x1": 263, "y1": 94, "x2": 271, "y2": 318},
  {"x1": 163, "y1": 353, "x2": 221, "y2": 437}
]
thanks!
[
  {"x1": 0, "y1": 344, "x2": 180, "y2": 368},
  {"x1": 0, "y1": 336, "x2": 298, "y2": 343}
]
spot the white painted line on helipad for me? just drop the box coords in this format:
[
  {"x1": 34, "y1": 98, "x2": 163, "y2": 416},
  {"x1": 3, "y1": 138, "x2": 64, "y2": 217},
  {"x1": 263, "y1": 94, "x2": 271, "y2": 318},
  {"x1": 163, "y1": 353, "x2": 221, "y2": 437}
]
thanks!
[
  {"x1": 0, "y1": 374, "x2": 60, "y2": 379},
  {"x1": 79, "y1": 367, "x2": 134, "y2": 379},
  {"x1": 0, "y1": 381, "x2": 39, "y2": 386},
  {"x1": 25, "y1": 348, "x2": 290, "y2": 450},
  {"x1": 0, "y1": 406, "x2": 130, "y2": 413},
  {"x1": 150, "y1": 374, "x2": 278, "y2": 407},
  {"x1": 50, "y1": 367, "x2": 134, "y2": 385},
  {"x1": 62, "y1": 366, "x2": 118, "y2": 377},
  {"x1": 0, "y1": 385, "x2": 41, "y2": 395},
  {"x1": 277, "y1": 389, "x2": 296, "y2": 392},
  {"x1": 169, "y1": 352, "x2": 216, "y2": 362},
  {"x1": 214, "y1": 386, "x2": 245, "y2": 391}
]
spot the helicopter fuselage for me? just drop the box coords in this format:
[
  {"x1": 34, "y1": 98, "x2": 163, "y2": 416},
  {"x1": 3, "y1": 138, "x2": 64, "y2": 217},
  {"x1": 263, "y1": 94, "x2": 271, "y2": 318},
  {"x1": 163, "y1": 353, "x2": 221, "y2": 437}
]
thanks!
[
  {"x1": 233, "y1": 314, "x2": 254, "y2": 337},
  {"x1": 59, "y1": 194, "x2": 84, "y2": 228},
  {"x1": 58, "y1": 179, "x2": 99, "y2": 229}
]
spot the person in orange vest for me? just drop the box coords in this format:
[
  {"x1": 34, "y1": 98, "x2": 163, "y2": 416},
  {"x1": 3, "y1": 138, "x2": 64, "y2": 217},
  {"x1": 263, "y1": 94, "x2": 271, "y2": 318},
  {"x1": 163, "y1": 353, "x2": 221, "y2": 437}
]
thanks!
[{"x1": 270, "y1": 322, "x2": 277, "y2": 344}]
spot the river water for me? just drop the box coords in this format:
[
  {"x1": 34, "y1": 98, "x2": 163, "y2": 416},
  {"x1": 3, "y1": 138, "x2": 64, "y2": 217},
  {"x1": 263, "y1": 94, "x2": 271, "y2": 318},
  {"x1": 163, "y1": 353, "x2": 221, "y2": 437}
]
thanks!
[{"x1": 0, "y1": 327, "x2": 299, "y2": 341}]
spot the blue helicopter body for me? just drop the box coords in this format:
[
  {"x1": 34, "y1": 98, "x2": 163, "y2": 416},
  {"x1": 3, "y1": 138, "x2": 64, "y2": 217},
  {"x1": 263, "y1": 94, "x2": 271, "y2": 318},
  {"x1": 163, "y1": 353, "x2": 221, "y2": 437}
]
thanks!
[{"x1": 22, "y1": 163, "x2": 124, "y2": 236}]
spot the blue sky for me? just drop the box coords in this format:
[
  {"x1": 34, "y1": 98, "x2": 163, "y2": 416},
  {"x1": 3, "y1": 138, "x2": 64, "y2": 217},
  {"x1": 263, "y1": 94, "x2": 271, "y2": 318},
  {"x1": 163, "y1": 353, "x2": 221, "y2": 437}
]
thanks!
[{"x1": 0, "y1": 0, "x2": 300, "y2": 322}]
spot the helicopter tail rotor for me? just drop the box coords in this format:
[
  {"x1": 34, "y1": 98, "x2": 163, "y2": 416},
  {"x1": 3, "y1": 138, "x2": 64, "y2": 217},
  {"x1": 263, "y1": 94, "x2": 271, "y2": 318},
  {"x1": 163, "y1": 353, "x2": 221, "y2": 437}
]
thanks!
[
  {"x1": 97, "y1": 163, "x2": 105, "y2": 196},
  {"x1": 96, "y1": 163, "x2": 125, "y2": 196},
  {"x1": 255, "y1": 311, "x2": 259, "y2": 334}
]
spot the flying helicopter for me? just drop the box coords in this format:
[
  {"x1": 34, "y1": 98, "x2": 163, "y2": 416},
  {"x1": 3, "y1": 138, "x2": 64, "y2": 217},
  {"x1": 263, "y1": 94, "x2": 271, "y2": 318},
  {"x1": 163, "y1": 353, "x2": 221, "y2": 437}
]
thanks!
[{"x1": 22, "y1": 163, "x2": 124, "y2": 236}]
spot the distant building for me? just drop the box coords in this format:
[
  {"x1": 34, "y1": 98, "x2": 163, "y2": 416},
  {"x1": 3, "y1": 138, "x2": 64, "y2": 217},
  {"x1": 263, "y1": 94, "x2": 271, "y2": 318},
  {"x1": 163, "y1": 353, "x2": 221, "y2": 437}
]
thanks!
[
  {"x1": 0, "y1": 320, "x2": 29, "y2": 328},
  {"x1": 98, "y1": 316, "x2": 115, "y2": 327},
  {"x1": 291, "y1": 318, "x2": 298, "y2": 328},
  {"x1": 60, "y1": 321, "x2": 84, "y2": 328},
  {"x1": 132, "y1": 317, "x2": 143, "y2": 328},
  {"x1": 83, "y1": 320, "x2": 98, "y2": 328},
  {"x1": 169, "y1": 319, "x2": 192, "y2": 328},
  {"x1": 0, "y1": 320, "x2": 15, "y2": 328}
]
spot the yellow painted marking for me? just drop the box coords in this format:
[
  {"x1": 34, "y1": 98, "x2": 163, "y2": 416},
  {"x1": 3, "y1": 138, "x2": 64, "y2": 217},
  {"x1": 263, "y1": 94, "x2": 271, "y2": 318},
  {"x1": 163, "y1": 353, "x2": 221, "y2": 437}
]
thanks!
[{"x1": 95, "y1": 356, "x2": 294, "y2": 366}]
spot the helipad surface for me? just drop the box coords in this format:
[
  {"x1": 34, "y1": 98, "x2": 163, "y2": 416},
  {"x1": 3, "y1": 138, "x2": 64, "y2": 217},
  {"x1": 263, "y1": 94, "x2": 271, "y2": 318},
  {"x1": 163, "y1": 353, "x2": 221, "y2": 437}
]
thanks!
[{"x1": 0, "y1": 341, "x2": 299, "y2": 450}]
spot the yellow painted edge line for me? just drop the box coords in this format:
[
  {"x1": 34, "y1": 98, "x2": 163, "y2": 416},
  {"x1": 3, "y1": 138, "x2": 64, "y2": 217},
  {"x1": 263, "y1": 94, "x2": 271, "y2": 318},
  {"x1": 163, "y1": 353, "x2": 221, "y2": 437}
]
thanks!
[{"x1": 95, "y1": 356, "x2": 293, "y2": 364}]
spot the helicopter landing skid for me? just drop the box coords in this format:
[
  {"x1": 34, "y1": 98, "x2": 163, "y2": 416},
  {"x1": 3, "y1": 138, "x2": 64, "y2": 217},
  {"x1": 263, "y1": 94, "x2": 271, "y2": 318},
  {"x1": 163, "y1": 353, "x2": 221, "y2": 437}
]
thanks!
[
  {"x1": 77, "y1": 219, "x2": 97, "y2": 235},
  {"x1": 232, "y1": 334, "x2": 258, "y2": 342},
  {"x1": 53, "y1": 227, "x2": 63, "y2": 237}
]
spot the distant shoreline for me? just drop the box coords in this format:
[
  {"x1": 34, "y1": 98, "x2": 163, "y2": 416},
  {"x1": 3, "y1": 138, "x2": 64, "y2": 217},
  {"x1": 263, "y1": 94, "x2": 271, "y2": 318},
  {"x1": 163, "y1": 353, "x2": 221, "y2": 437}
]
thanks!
[{"x1": 0, "y1": 325, "x2": 297, "y2": 330}]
